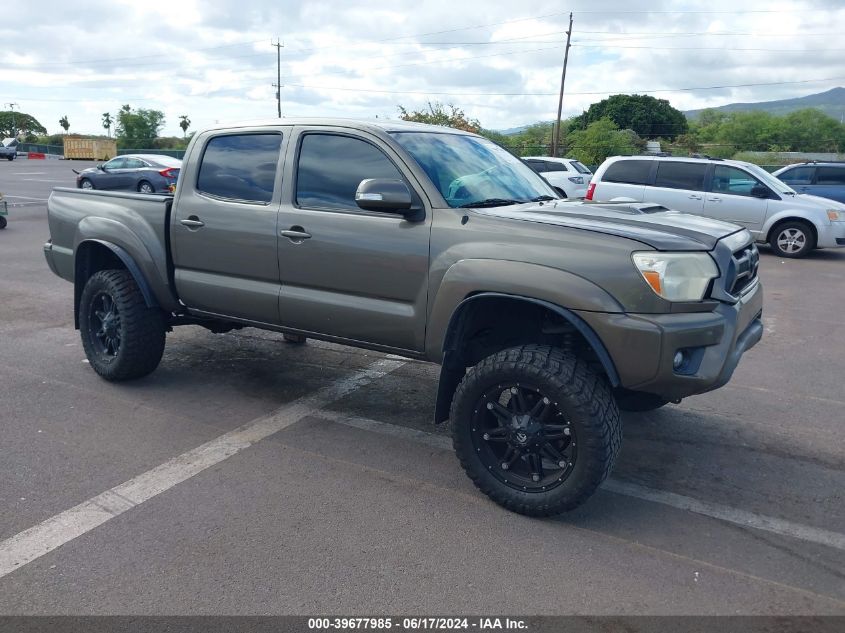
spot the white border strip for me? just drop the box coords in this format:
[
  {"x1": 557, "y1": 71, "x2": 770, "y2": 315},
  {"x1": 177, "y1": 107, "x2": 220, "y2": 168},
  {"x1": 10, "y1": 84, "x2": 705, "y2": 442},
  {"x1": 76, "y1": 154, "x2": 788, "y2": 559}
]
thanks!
[{"x1": 0, "y1": 358, "x2": 405, "y2": 579}]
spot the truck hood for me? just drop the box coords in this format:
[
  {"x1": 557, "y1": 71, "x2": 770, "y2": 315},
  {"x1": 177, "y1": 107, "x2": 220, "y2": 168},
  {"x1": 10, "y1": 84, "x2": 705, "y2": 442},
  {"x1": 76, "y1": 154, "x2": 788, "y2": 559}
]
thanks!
[{"x1": 474, "y1": 200, "x2": 744, "y2": 251}]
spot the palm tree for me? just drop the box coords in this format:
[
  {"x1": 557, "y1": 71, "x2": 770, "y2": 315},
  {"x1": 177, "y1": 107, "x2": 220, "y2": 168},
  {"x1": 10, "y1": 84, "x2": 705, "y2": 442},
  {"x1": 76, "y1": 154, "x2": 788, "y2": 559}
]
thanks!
[
  {"x1": 178, "y1": 115, "x2": 191, "y2": 138},
  {"x1": 59, "y1": 116, "x2": 69, "y2": 134},
  {"x1": 102, "y1": 112, "x2": 112, "y2": 137}
]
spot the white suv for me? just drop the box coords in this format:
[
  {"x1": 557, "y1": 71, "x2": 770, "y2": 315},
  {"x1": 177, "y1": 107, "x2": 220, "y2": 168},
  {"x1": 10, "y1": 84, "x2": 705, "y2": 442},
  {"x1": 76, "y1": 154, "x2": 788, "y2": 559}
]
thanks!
[
  {"x1": 587, "y1": 155, "x2": 845, "y2": 258},
  {"x1": 523, "y1": 156, "x2": 592, "y2": 198}
]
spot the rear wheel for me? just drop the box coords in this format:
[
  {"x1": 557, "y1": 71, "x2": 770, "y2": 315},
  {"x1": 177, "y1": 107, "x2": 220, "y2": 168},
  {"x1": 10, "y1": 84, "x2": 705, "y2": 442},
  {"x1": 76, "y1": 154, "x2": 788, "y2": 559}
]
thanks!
[
  {"x1": 138, "y1": 181, "x2": 154, "y2": 194},
  {"x1": 79, "y1": 270, "x2": 166, "y2": 381},
  {"x1": 770, "y1": 220, "x2": 815, "y2": 258},
  {"x1": 450, "y1": 344, "x2": 621, "y2": 516},
  {"x1": 0, "y1": 216, "x2": 6, "y2": 229},
  {"x1": 554, "y1": 187, "x2": 568, "y2": 198}
]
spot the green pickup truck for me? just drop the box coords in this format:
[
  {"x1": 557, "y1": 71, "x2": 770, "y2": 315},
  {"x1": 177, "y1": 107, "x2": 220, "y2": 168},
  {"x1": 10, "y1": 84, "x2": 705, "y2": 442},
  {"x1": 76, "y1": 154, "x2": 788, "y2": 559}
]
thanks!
[{"x1": 44, "y1": 119, "x2": 763, "y2": 515}]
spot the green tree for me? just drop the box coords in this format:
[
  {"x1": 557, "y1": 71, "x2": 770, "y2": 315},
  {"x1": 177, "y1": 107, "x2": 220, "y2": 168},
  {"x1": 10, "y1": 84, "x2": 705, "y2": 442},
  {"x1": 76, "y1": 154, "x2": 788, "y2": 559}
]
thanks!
[
  {"x1": 397, "y1": 102, "x2": 481, "y2": 133},
  {"x1": 59, "y1": 116, "x2": 69, "y2": 134},
  {"x1": 0, "y1": 110, "x2": 47, "y2": 138},
  {"x1": 780, "y1": 108, "x2": 843, "y2": 152},
  {"x1": 566, "y1": 118, "x2": 639, "y2": 165},
  {"x1": 102, "y1": 112, "x2": 113, "y2": 137},
  {"x1": 115, "y1": 104, "x2": 165, "y2": 145},
  {"x1": 178, "y1": 115, "x2": 191, "y2": 138},
  {"x1": 574, "y1": 94, "x2": 688, "y2": 140}
]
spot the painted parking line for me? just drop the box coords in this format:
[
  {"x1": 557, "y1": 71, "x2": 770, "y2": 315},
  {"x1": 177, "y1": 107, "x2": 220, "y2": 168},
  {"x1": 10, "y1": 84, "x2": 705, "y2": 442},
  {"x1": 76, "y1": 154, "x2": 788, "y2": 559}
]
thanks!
[
  {"x1": 0, "y1": 357, "x2": 405, "y2": 579},
  {"x1": 2, "y1": 195, "x2": 48, "y2": 201},
  {"x1": 317, "y1": 410, "x2": 845, "y2": 552},
  {"x1": 11, "y1": 172, "x2": 46, "y2": 176}
]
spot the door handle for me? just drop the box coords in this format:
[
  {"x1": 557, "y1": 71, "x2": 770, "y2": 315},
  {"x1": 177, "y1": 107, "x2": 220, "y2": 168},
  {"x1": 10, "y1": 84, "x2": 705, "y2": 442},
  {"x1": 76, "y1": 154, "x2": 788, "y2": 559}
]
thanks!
[
  {"x1": 180, "y1": 216, "x2": 205, "y2": 228},
  {"x1": 280, "y1": 227, "x2": 312, "y2": 242},
  {"x1": 688, "y1": 194, "x2": 702, "y2": 200},
  {"x1": 707, "y1": 197, "x2": 722, "y2": 203}
]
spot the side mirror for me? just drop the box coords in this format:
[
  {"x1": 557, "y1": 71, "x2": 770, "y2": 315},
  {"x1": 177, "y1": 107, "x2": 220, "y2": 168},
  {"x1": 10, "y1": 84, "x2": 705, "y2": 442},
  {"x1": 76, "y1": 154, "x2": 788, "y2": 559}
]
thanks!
[
  {"x1": 97, "y1": 164, "x2": 105, "y2": 171},
  {"x1": 355, "y1": 179, "x2": 413, "y2": 214},
  {"x1": 751, "y1": 184, "x2": 771, "y2": 199}
]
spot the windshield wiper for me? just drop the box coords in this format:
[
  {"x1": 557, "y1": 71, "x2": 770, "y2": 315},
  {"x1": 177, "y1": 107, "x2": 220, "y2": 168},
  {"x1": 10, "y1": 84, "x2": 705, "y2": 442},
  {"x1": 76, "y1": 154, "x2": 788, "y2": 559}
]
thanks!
[
  {"x1": 530, "y1": 195, "x2": 556, "y2": 202},
  {"x1": 458, "y1": 198, "x2": 524, "y2": 208}
]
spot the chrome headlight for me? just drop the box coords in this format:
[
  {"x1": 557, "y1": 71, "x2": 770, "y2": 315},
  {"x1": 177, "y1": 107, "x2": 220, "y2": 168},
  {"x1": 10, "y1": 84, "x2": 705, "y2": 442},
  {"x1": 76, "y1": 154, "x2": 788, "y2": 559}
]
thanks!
[{"x1": 632, "y1": 252, "x2": 719, "y2": 302}]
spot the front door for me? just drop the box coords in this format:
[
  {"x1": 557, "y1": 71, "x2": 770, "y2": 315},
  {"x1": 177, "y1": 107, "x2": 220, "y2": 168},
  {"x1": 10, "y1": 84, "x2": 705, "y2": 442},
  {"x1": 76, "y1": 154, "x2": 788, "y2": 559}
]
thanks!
[
  {"x1": 171, "y1": 129, "x2": 288, "y2": 324},
  {"x1": 703, "y1": 164, "x2": 769, "y2": 231},
  {"x1": 276, "y1": 128, "x2": 431, "y2": 353}
]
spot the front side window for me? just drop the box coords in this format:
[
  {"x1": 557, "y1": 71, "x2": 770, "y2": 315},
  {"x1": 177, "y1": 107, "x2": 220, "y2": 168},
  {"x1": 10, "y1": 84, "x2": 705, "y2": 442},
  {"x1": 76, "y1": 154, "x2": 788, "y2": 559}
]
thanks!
[
  {"x1": 778, "y1": 166, "x2": 814, "y2": 185},
  {"x1": 197, "y1": 133, "x2": 282, "y2": 203},
  {"x1": 654, "y1": 161, "x2": 707, "y2": 191},
  {"x1": 711, "y1": 165, "x2": 763, "y2": 197},
  {"x1": 296, "y1": 134, "x2": 404, "y2": 211},
  {"x1": 816, "y1": 167, "x2": 845, "y2": 185},
  {"x1": 391, "y1": 132, "x2": 556, "y2": 207},
  {"x1": 104, "y1": 157, "x2": 126, "y2": 170},
  {"x1": 602, "y1": 160, "x2": 652, "y2": 185}
]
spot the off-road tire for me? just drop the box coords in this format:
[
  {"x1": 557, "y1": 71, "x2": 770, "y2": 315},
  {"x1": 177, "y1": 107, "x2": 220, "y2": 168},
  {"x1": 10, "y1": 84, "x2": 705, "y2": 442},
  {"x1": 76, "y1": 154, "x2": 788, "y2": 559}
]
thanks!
[
  {"x1": 79, "y1": 269, "x2": 166, "y2": 381},
  {"x1": 769, "y1": 220, "x2": 815, "y2": 258},
  {"x1": 450, "y1": 344, "x2": 621, "y2": 516},
  {"x1": 616, "y1": 391, "x2": 669, "y2": 412}
]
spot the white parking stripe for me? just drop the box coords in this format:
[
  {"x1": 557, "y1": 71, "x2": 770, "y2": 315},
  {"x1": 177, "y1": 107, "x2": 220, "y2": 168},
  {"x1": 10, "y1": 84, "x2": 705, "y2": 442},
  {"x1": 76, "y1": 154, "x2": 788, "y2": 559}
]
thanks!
[
  {"x1": 0, "y1": 358, "x2": 405, "y2": 579},
  {"x1": 3, "y1": 195, "x2": 48, "y2": 201},
  {"x1": 317, "y1": 410, "x2": 845, "y2": 552}
]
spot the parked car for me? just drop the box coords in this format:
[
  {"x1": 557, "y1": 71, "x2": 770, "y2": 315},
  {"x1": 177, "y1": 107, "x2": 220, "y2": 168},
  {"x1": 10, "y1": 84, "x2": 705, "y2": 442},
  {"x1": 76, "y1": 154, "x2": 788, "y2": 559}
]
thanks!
[
  {"x1": 0, "y1": 138, "x2": 18, "y2": 161},
  {"x1": 772, "y1": 162, "x2": 845, "y2": 204},
  {"x1": 73, "y1": 154, "x2": 181, "y2": 194},
  {"x1": 45, "y1": 119, "x2": 762, "y2": 516},
  {"x1": 523, "y1": 156, "x2": 592, "y2": 198},
  {"x1": 587, "y1": 155, "x2": 845, "y2": 258}
]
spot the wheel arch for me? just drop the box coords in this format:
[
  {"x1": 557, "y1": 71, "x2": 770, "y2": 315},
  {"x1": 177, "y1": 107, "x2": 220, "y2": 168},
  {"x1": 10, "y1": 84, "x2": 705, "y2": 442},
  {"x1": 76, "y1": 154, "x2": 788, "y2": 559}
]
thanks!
[
  {"x1": 73, "y1": 240, "x2": 158, "y2": 329},
  {"x1": 433, "y1": 292, "x2": 621, "y2": 423},
  {"x1": 763, "y1": 213, "x2": 820, "y2": 244}
]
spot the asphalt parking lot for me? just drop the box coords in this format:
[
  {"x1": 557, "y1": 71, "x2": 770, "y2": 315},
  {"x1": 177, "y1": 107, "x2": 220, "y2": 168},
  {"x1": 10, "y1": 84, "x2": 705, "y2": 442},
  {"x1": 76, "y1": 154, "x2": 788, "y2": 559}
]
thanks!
[{"x1": 0, "y1": 158, "x2": 843, "y2": 615}]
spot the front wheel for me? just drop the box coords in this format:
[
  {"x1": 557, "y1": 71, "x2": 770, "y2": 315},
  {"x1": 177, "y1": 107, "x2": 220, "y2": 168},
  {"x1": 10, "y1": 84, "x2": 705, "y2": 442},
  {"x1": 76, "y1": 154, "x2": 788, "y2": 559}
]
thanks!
[
  {"x1": 80, "y1": 178, "x2": 94, "y2": 190},
  {"x1": 770, "y1": 221, "x2": 815, "y2": 258},
  {"x1": 450, "y1": 345, "x2": 621, "y2": 516},
  {"x1": 138, "y1": 181, "x2": 154, "y2": 194},
  {"x1": 79, "y1": 270, "x2": 166, "y2": 381}
]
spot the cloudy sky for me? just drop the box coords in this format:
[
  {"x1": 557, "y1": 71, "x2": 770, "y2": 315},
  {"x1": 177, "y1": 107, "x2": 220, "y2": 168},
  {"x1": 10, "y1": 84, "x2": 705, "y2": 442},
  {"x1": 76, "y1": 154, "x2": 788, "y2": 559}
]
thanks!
[{"x1": 2, "y1": 0, "x2": 845, "y2": 137}]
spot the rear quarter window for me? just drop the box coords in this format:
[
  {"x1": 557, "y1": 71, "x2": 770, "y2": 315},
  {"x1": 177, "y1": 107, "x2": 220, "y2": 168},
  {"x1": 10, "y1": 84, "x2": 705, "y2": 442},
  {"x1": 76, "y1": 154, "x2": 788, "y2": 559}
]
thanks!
[
  {"x1": 816, "y1": 167, "x2": 845, "y2": 185},
  {"x1": 602, "y1": 160, "x2": 652, "y2": 185}
]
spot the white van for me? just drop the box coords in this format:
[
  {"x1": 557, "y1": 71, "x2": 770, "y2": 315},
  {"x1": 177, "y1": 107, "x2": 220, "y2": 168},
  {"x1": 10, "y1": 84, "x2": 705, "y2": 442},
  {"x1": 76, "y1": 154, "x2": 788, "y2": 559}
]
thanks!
[{"x1": 587, "y1": 155, "x2": 845, "y2": 258}]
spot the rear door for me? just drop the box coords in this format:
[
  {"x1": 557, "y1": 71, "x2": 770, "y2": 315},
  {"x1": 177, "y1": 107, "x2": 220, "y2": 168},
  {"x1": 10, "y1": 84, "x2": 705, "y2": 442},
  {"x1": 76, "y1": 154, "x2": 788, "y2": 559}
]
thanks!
[
  {"x1": 276, "y1": 127, "x2": 431, "y2": 353},
  {"x1": 644, "y1": 160, "x2": 708, "y2": 213},
  {"x1": 702, "y1": 164, "x2": 769, "y2": 230},
  {"x1": 171, "y1": 128, "x2": 289, "y2": 323},
  {"x1": 813, "y1": 166, "x2": 845, "y2": 203}
]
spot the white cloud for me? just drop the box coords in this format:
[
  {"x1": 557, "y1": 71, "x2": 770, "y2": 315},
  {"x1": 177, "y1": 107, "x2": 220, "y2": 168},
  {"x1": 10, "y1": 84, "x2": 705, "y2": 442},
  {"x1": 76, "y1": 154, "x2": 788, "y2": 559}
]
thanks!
[{"x1": 0, "y1": 0, "x2": 843, "y2": 136}]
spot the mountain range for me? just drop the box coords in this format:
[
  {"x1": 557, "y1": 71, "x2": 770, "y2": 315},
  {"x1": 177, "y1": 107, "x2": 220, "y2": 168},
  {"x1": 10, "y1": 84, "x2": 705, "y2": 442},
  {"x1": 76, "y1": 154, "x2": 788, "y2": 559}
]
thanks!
[{"x1": 683, "y1": 87, "x2": 845, "y2": 120}]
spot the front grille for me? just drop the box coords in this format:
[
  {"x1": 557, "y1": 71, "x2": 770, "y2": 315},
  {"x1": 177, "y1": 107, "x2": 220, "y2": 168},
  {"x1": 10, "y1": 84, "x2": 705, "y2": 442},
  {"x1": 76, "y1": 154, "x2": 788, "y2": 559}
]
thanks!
[{"x1": 729, "y1": 243, "x2": 760, "y2": 296}]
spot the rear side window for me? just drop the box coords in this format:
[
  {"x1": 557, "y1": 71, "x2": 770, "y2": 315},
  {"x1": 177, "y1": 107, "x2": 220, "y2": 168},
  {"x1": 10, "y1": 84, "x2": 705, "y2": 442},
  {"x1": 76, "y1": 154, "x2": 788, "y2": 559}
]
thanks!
[
  {"x1": 524, "y1": 160, "x2": 546, "y2": 174},
  {"x1": 542, "y1": 161, "x2": 568, "y2": 172},
  {"x1": 296, "y1": 134, "x2": 404, "y2": 211},
  {"x1": 816, "y1": 167, "x2": 845, "y2": 185},
  {"x1": 778, "y1": 166, "x2": 814, "y2": 184},
  {"x1": 602, "y1": 160, "x2": 652, "y2": 185},
  {"x1": 197, "y1": 134, "x2": 282, "y2": 203},
  {"x1": 654, "y1": 161, "x2": 707, "y2": 191}
]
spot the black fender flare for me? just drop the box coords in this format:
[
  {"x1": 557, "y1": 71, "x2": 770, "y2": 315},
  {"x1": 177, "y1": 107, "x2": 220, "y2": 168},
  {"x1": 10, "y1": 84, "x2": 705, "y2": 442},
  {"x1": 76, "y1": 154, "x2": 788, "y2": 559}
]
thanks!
[
  {"x1": 74, "y1": 239, "x2": 158, "y2": 328},
  {"x1": 434, "y1": 292, "x2": 621, "y2": 423}
]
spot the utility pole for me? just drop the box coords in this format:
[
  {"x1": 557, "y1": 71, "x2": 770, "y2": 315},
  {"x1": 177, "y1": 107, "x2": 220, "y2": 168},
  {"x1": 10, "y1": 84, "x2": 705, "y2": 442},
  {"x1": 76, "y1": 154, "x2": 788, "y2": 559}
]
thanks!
[
  {"x1": 272, "y1": 39, "x2": 283, "y2": 118},
  {"x1": 5, "y1": 102, "x2": 19, "y2": 138},
  {"x1": 551, "y1": 13, "x2": 573, "y2": 158}
]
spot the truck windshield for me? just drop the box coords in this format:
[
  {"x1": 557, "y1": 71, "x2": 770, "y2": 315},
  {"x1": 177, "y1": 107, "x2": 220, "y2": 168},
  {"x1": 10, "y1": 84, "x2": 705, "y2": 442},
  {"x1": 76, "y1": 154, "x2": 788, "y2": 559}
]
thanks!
[{"x1": 390, "y1": 132, "x2": 557, "y2": 208}]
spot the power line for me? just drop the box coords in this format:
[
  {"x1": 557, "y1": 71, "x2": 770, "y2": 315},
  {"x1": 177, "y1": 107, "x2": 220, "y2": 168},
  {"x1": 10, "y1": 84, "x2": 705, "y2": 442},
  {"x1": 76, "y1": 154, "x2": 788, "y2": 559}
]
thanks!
[{"x1": 573, "y1": 44, "x2": 845, "y2": 52}]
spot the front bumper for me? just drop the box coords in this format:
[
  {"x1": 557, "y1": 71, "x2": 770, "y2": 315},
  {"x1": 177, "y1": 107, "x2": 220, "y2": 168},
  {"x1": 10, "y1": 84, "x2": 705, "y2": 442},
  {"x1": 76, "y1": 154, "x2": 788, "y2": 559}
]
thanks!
[
  {"x1": 576, "y1": 280, "x2": 763, "y2": 401},
  {"x1": 817, "y1": 222, "x2": 845, "y2": 248}
]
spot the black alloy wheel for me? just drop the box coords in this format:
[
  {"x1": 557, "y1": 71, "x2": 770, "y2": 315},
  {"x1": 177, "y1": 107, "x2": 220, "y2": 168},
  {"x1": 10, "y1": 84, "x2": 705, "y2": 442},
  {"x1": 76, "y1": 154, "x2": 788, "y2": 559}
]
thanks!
[{"x1": 472, "y1": 383, "x2": 576, "y2": 492}]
